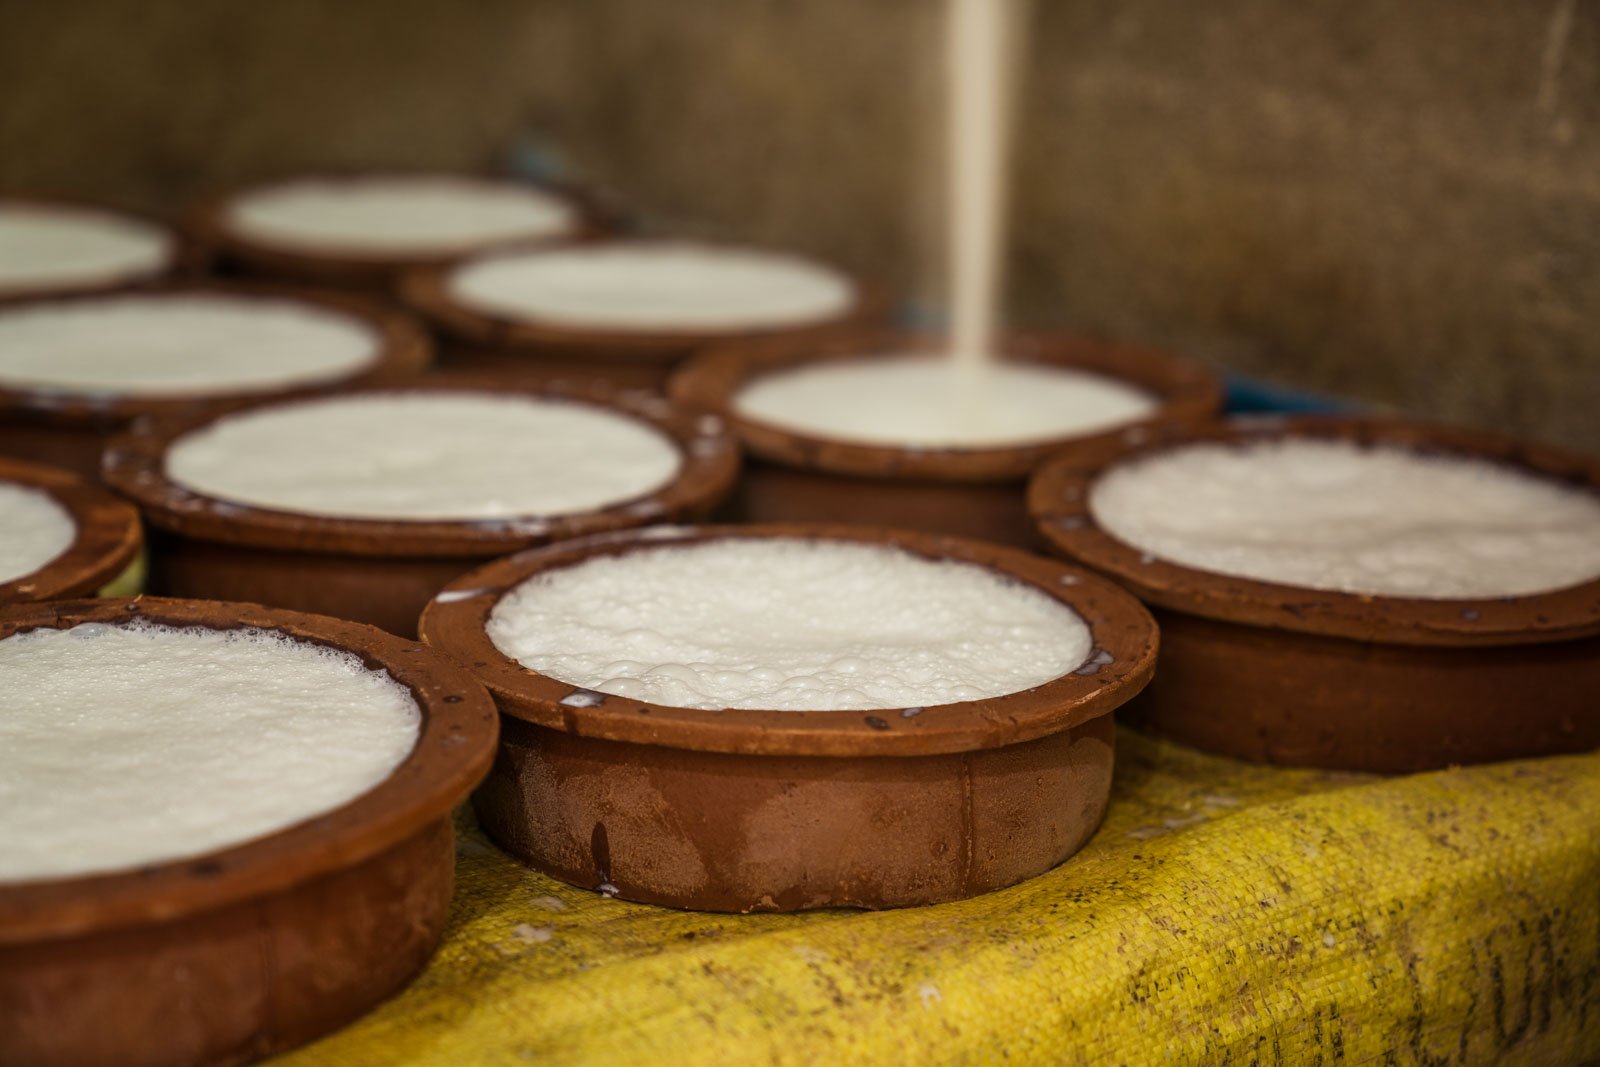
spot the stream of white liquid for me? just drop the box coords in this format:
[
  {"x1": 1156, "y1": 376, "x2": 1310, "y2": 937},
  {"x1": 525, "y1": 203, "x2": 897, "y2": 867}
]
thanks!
[{"x1": 946, "y1": 0, "x2": 1030, "y2": 379}]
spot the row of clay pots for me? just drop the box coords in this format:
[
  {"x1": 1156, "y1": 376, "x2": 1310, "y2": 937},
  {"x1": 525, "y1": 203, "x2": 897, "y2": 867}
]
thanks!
[{"x1": 19, "y1": 384, "x2": 1600, "y2": 786}]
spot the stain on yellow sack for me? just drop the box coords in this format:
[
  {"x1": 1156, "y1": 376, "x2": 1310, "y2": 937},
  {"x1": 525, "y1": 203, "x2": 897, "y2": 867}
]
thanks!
[{"x1": 273, "y1": 731, "x2": 1600, "y2": 1066}]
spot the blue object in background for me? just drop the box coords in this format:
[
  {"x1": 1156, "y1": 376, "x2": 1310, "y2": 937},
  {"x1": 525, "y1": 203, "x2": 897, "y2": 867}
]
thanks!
[{"x1": 1222, "y1": 373, "x2": 1358, "y2": 416}]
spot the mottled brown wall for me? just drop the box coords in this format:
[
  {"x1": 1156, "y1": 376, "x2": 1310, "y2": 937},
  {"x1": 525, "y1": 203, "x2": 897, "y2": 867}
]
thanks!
[{"x1": 2, "y1": 0, "x2": 1597, "y2": 450}]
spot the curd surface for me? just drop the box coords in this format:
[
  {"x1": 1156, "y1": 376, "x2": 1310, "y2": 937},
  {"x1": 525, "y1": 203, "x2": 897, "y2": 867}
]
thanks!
[
  {"x1": 448, "y1": 243, "x2": 855, "y2": 332},
  {"x1": 0, "y1": 294, "x2": 380, "y2": 397},
  {"x1": 1089, "y1": 438, "x2": 1600, "y2": 598},
  {"x1": 166, "y1": 392, "x2": 683, "y2": 520},
  {"x1": 488, "y1": 537, "x2": 1093, "y2": 711},
  {"x1": 0, "y1": 621, "x2": 420, "y2": 881}
]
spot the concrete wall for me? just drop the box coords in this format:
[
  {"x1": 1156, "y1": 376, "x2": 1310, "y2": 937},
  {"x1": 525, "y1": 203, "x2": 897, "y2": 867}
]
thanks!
[{"x1": 2, "y1": 0, "x2": 1596, "y2": 451}]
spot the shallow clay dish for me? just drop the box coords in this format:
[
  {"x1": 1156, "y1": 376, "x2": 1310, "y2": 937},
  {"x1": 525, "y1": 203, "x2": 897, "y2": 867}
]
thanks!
[
  {"x1": 1028, "y1": 415, "x2": 1600, "y2": 773},
  {"x1": 400, "y1": 240, "x2": 890, "y2": 390},
  {"x1": 0, "y1": 456, "x2": 142, "y2": 603},
  {"x1": 104, "y1": 380, "x2": 740, "y2": 638},
  {"x1": 669, "y1": 330, "x2": 1223, "y2": 548},
  {"x1": 0, "y1": 197, "x2": 193, "y2": 305},
  {"x1": 0, "y1": 596, "x2": 498, "y2": 1067},
  {"x1": 186, "y1": 173, "x2": 613, "y2": 293},
  {"x1": 420, "y1": 523, "x2": 1158, "y2": 912},
  {"x1": 0, "y1": 282, "x2": 431, "y2": 478}
]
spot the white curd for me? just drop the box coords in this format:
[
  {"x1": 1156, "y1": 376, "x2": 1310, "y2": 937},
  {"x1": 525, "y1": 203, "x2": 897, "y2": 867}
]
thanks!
[
  {"x1": 734, "y1": 357, "x2": 1157, "y2": 448},
  {"x1": 446, "y1": 242, "x2": 855, "y2": 332},
  {"x1": 0, "y1": 293, "x2": 379, "y2": 397},
  {"x1": 488, "y1": 537, "x2": 1093, "y2": 711},
  {"x1": 0, "y1": 203, "x2": 172, "y2": 293},
  {"x1": 226, "y1": 176, "x2": 579, "y2": 255},
  {"x1": 0, "y1": 483, "x2": 75, "y2": 584},
  {"x1": 165, "y1": 392, "x2": 683, "y2": 521},
  {"x1": 1089, "y1": 438, "x2": 1600, "y2": 599},
  {"x1": 0, "y1": 621, "x2": 419, "y2": 881}
]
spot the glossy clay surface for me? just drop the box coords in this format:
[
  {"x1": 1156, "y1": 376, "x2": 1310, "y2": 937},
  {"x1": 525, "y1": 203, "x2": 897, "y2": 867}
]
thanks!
[
  {"x1": 0, "y1": 294, "x2": 379, "y2": 397},
  {"x1": 735, "y1": 357, "x2": 1158, "y2": 448},
  {"x1": 447, "y1": 243, "x2": 855, "y2": 331},
  {"x1": 0, "y1": 483, "x2": 75, "y2": 584},
  {"x1": 488, "y1": 537, "x2": 1093, "y2": 711},
  {"x1": 0, "y1": 204, "x2": 171, "y2": 290},
  {"x1": 165, "y1": 392, "x2": 683, "y2": 520},
  {"x1": 227, "y1": 176, "x2": 578, "y2": 254},
  {"x1": 1089, "y1": 438, "x2": 1600, "y2": 598},
  {"x1": 0, "y1": 621, "x2": 419, "y2": 881}
]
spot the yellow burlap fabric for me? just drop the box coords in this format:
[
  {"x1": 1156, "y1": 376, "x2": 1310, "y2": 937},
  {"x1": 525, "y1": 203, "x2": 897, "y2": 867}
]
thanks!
[{"x1": 273, "y1": 731, "x2": 1600, "y2": 1065}]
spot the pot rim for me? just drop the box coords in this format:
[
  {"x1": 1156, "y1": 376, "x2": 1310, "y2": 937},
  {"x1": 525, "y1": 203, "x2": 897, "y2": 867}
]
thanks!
[
  {"x1": 102, "y1": 378, "x2": 742, "y2": 558},
  {"x1": 0, "y1": 596, "x2": 499, "y2": 944},
  {"x1": 1027, "y1": 413, "x2": 1600, "y2": 647},
  {"x1": 0, "y1": 280, "x2": 432, "y2": 426},
  {"x1": 0, "y1": 457, "x2": 142, "y2": 603},
  {"x1": 419, "y1": 522, "x2": 1158, "y2": 758},
  {"x1": 668, "y1": 329, "x2": 1224, "y2": 484},
  {"x1": 399, "y1": 236, "x2": 892, "y2": 361},
  {"x1": 0, "y1": 196, "x2": 180, "y2": 304},
  {"x1": 185, "y1": 170, "x2": 619, "y2": 275}
]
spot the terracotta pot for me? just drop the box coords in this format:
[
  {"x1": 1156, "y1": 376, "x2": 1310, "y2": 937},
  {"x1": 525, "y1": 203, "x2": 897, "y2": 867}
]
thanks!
[
  {"x1": 0, "y1": 596, "x2": 499, "y2": 1067},
  {"x1": 668, "y1": 330, "x2": 1224, "y2": 548},
  {"x1": 0, "y1": 282, "x2": 432, "y2": 478},
  {"x1": 419, "y1": 523, "x2": 1158, "y2": 912},
  {"x1": 0, "y1": 198, "x2": 198, "y2": 305},
  {"x1": 0, "y1": 456, "x2": 142, "y2": 603},
  {"x1": 1028, "y1": 415, "x2": 1600, "y2": 772},
  {"x1": 186, "y1": 173, "x2": 616, "y2": 295},
  {"x1": 399, "y1": 240, "x2": 891, "y2": 391},
  {"x1": 103, "y1": 380, "x2": 741, "y2": 638}
]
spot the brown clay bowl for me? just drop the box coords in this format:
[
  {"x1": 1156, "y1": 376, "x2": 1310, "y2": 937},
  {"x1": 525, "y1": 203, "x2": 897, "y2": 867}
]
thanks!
[
  {"x1": 103, "y1": 380, "x2": 741, "y2": 638},
  {"x1": 0, "y1": 197, "x2": 198, "y2": 305},
  {"x1": 1028, "y1": 415, "x2": 1600, "y2": 773},
  {"x1": 668, "y1": 330, "x2": 1224, "y2": 548},
  {"x1": 419, "y1": 523, "x2": 1158, "y2": 912},
  {"x1": 0, "y1": 596, "x2": 499, "y2": 1067},
  {"x1": 186, "y1": 172, "x2": 616, "y2": 294},
  {"x1": 0, "y1": 282, "x2": 432, "y2": 478},
  {"x1": 0, "y1": 456, "x2": 142, "y2": 604},
  {"x1": 400, "y1": 239, "x2": 892, "y2": 391}
]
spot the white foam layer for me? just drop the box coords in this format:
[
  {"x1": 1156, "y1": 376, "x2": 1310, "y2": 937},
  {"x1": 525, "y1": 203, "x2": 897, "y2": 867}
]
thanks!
[
  {"x1": 734, "y1": 357, "x2": 1158, "y2": 448},
  {"x1": 488, "y1": 537, "x2": 1092, "y2": 711},
  {"x1": 1089, "y1": 438, "x2": 1600, "y2": 599},
  {"x1": 447, "y1": 242, "x2": 856, "y2": 332},
  {"x1": 0, "y1": 620, "x2": 420, "y2": 881},
  {"x1": 226, "y1": 176, "x2": 579, "y2": 255},
  {"x1": 0, "y1": 293, "x2": 380, "y2": 398},
  {"x1": 166, "y1": 392, "x2": 683, "y2": 521},
  {"x1": 0, "y1": 484, "x2": 76, "y2": 584},
  {"x1": 0, "y1": 203, "x2": 172, "y2": 292}
]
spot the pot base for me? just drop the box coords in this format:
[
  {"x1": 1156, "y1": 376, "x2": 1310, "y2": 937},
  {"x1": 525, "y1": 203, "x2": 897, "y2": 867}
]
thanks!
[
  {"x1": 731, "y1": 459, "x2": 1044, "y2": 550},
  {"x1": 475, "y1": 713, "x2": 1114, "y2": 912},
  {"x1": 1, "y1": 813, "x2": 454, "y2": 1067},
  {"x1": 436, "y1": 343, "x2": 673, "y2": 391},
  {"x1": 1126, "y1": 609, "x2": 1600, "y2": 773},
  {"x1": 147, "y1": 533, "x2": 473, "y2": 639}
]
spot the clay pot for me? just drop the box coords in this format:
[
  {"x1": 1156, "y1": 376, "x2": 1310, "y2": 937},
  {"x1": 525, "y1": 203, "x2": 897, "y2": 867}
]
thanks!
[
  {"x1": 668, "y1": 330, "x2": 1224, "y2": 549},
  {"x1": 0, "y1": 457, "x2": 142, "y2": 603},
  {"x1": 1028, "y1": 415, "x2": 1600, "y2": 773},
  {"x1": 186, "y1": 173, "x2": 614, "y2": 295},
  {"x1": 0, "y1": 198, "x2": 197, "y2": 305},
  {"x1": 103, "y1": 380, "x2": 741, "y2": 638},
  {"x1": 399, "y1": 240, "x2": 890, "y2": 390},
  {"x1": 0, "y1": 596, "x2": 499, "y2": 1067},
  {"x1": 0, "y1": 283, "x2": 432, "y2": 478},
  {"x1": 419, "y1": 523, "x2": 1158, "y2": 912}
]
